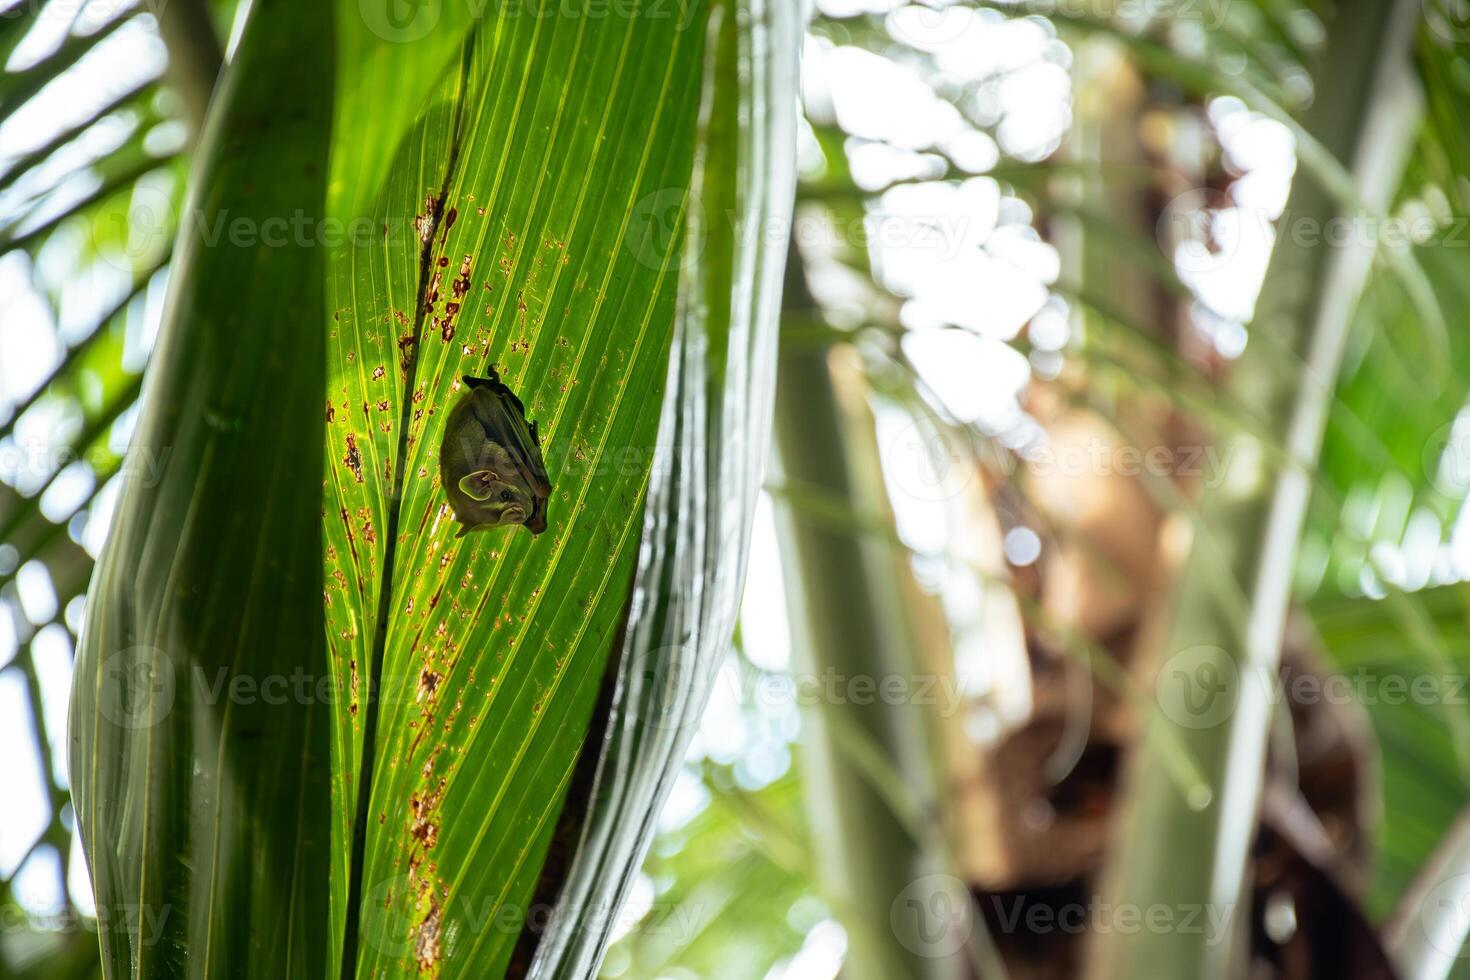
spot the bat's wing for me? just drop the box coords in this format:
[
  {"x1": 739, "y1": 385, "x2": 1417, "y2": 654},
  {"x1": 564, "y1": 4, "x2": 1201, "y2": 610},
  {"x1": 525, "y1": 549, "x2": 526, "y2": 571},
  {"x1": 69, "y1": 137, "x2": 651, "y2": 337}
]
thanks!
[{"x1": 464, "y1": 372, "x2": 552, "y2": 495}]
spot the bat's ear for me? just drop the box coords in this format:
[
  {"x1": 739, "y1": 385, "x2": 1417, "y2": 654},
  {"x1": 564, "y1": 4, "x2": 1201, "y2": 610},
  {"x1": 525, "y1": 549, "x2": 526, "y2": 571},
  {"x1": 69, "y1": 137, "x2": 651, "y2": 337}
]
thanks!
[
  {"x1": 454, "y1": 523, "x2": 472, "y2": 539},
  {"x1": 458, "y1": 470, "x2": 497, "y2": 501}
]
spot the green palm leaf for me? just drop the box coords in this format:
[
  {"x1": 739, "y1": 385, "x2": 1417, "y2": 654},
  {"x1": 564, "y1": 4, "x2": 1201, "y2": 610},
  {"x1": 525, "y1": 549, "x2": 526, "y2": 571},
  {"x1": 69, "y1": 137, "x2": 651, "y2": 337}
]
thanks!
[
  {"x1": 324, "y1": 14, "x2": 709, "y2": 979},
  {"x1": 69, "y1": 1, "x2": 333, "y2": 975},
  {"x1": 529, "y1": 2, "x2": 799, "y2": 974},
  {"x1": 68, "y1": 1, "x2": 795, "y2": 978}
]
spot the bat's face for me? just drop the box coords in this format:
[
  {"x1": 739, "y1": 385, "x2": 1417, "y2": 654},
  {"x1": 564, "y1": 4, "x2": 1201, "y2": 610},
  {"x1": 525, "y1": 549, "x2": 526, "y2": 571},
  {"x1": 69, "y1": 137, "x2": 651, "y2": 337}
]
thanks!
[
  {"x1": 453, "y1": 450, "x2": 542, "y2": 532},
  {"x1": 439, "y1": 369, "x2": 551, "y2": 537}
]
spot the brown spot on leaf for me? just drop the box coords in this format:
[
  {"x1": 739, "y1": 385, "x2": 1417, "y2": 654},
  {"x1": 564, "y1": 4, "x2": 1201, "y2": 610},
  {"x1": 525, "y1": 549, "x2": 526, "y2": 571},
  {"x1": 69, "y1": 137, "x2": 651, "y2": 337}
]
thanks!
[
  {"x1": 409, "y1": 783, "x2": 445, "y2": 853},
  {"x1": 452, "y1": 255, "x2": 472, "y2": 300},
  {"x1": 410, "y1": 810, "x2": 439, "y2": 848},
  {"x1": 414, "y1": 193, "x2": 441, "y2": 245},
  {"x1": 343, "y1": 435, "x2": 364, "y2": 483},
  {"x1": 416, "y1": 901, "x2": 442, "y2": 972}
]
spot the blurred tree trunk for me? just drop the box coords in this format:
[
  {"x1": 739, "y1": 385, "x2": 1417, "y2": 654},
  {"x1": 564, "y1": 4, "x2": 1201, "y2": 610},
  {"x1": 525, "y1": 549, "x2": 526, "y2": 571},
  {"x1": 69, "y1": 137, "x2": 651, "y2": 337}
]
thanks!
[
  {"x1": 155, "y1": 0, "x2": 223, "y2": 135},
  {"x1": 771, "y1": 243, "x2": 964, "y2": 980},
  {"x1": 1091, "y1": 2, "x2": 1425, "y2": 978}
]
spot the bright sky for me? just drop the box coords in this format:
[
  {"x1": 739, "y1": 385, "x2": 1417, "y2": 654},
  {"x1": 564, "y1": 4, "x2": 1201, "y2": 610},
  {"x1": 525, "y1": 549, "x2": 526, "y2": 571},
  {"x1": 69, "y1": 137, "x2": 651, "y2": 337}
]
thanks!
[{"x1": 0, "y1": 0, "x2": 167, "y2": 923}]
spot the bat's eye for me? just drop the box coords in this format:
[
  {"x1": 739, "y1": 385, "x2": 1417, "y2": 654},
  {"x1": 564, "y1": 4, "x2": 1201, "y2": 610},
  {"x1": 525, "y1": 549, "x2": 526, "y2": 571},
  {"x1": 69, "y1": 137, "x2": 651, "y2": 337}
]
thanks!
[{"x1": 499, "y1": 490, "x2": 512, "y2": 502}]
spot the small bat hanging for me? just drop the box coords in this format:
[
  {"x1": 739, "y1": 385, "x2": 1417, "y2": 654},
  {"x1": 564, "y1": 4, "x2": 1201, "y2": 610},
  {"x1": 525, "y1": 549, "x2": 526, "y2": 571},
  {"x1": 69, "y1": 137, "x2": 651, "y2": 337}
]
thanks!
[{"x1": 439, "y1": 366, "x2": 551, "y2": 537}]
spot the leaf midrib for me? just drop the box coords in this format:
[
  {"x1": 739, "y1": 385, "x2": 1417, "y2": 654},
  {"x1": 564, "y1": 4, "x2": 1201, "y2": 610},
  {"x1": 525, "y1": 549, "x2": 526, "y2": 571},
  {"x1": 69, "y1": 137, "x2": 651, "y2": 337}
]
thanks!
[{"x1": 337, "y1": 29, "x2": 479, "y2": 980}]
